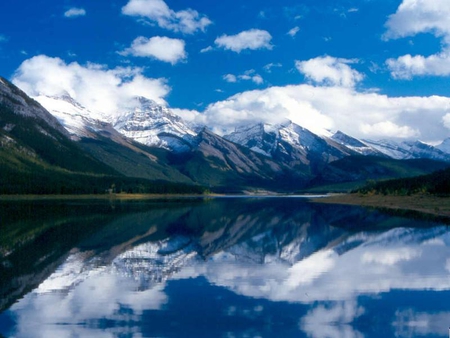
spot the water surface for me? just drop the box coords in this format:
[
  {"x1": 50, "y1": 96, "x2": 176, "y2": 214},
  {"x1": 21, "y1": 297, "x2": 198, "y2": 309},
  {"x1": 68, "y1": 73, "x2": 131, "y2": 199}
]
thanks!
[{"x1": 0, "y1": 197, "x2": 449, "y2": 337}]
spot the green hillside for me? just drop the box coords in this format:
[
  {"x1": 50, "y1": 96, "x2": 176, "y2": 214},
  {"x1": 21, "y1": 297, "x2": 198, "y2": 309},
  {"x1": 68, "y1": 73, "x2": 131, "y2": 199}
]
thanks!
[
  {"x1": 307, "y1": 155, "x2": 450, "y2": 192},
  {"x1": 356, "y1": 167, "x2": 450, "y2": 196}
]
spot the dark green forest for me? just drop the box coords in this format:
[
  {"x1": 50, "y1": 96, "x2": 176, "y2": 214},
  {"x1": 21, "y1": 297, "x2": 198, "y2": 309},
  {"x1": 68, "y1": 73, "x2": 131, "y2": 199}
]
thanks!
[{"x1": 356, "y1": 167, "x2": 450, "y2": 196}]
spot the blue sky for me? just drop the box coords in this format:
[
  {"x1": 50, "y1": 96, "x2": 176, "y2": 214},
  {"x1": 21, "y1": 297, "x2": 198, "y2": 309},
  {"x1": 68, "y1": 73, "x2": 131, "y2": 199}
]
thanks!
[{"x1": 2, "y1": 0, "x2": 450, "y2": 141}]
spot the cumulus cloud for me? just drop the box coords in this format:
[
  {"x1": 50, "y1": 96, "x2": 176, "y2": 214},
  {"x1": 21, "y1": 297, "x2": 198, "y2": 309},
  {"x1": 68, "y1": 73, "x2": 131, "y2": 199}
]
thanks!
[
  {"x1": 12, "y1": 55, "x2": 170, "y2": 115},
  {"x1": 296, "y1": 55, "x2": 364, "y2": 88},
  {"x1": 181, "y1": 84, "x2": 450, "y2": 141},
  {"x1": 387, "y1": 51, "x2": 450, "y2": 79},
  {"x1": 384, "y1": 0, "x2": 450, "y2": 41},
  {"x1": 122, "y1": 0, "x2": 211, "y2": 34},
  {"x1": 64, "y1": 7, "x2": 86, "y2": 18},
  {"x1": 121, "y1": 36, "x2": 186, "y2": 64},
  {"x1": 215, "y1": 29, "x2": 273, "y2": 53},
  {"x1": 384, "y1": 0, "x2": 450, "y2": 78}
]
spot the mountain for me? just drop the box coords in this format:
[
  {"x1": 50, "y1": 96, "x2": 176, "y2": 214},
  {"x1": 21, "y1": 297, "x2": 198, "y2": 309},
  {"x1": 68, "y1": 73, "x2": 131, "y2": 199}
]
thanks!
[
  {"x1": 29, "y1": 90, "x2": 307, "y2": 192},
  {"x1": 224, "y1": 122, "x2": 356, "y2": 175},
  {"x1": 0, "y1": 77, "x2": 206, "y2": 194},
  {"x1": 0, "y1": 77, "x2": 120, "y2": 186},
  {"x1": 34, "y1": 94, "x2": 310, "y2": 191},
  {"x1": 174, "y1": 128, "x2": 309, "y2": 191},
  {"x1": 308, "y1": 155, "x2": 450, "y2": 192},
  {"x1": 111, "y1": 97, "x2": 197, "y2": 153},
  {"x1": 363, "y1": 139, "x2": 450, "y2": 162},
  {"x1": 330, "y1": 130, "x2": 385, "y2": 156},
  {"x1": 357, "y1": 165, "x2": 450, "y2": 196},
  {"x1": 3, "y1": 75, "x2": 450, "y2": 194},
  {"x1": 436, "y1": 137, "x2": 450, "y2": 154}
]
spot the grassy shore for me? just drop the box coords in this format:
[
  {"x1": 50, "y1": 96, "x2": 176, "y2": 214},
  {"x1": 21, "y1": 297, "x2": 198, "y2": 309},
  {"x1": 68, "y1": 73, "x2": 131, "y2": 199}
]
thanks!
[
  {"x1": 312, "y1": 193, "x2": 450, "y2": 218},
  {"x1": 0, "y1": 193, "x2": 209, "y2": 201}
]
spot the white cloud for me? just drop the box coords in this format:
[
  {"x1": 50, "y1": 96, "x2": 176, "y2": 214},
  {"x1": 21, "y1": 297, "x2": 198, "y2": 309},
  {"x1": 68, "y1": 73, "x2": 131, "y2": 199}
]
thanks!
[
  {"x1": 263, "y1": 63, "x2": 282, "y2": 73},
  {"x1": 12, "y1": 55, "x2": 170, "y2": 115},
  {"x1": 121, "y1": 36, "x2": 186, "y2": 64},
  {"x1": 384, "y1": 0, "x2": 450, "y2": 41},
  {"x1": 222, "y1": 70, "x2": 264, "y2": 85},
  {"x1": 200, "y1": 46, "x2": 213, "y2": 53},
  {"x1": 384, "y1": 0, "x2": 450, "y2": 78},
  {"x1": 64, "y1": 7, "x2": 86, "y2": 18},
  {"x1": 12, "y1": 270, "x2": 168, "y2": 338},
  {"x1": 361, "y1": 248, "x2": 422, "y2": 265},
  {"x1": 181, "y1": 84, "x2": 450, "y2": 141},
  {"x1": 393, "y1": 309, "x2": 450, "y2": 337},
  {"x1": 215, "y1": 29, "x2": 273, "y2": 53},
  {"x1": 443, "y1": 113, "x2": 450, "y2": 129},
  {"x1": 387, "y1": 51, "x2": 450, "y2": 79},
  {"x1": 301, "y1": 301, "x2": 365, "y2": 338},
  {"x1": 360, "y1": 121, "x2": 419, "y2": 138},
  {"x1": 223, "y1": 74, "x2": 237, "y2": 83},
  {"x1": 295, "y1": 55, "x2": 364, "y2": 88},
  {"x1": 287, "y1": 26, "x2": 300, "y2": 37},
  {"x1": 0, "y1": 34, "x2": 8, "y2": 42},
  {"x1": 122, "y1": 0, "x2": 211, "y2": 34},
  {"x1": 250, "y1": 74, "x2": 264, "y2": 85}
]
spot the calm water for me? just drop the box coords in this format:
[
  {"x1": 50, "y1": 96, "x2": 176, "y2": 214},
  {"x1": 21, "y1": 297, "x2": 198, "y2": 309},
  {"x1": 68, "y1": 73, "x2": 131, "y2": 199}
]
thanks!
[{"x1": 1, "y1": 196, "x2": 450, "y2": 338}]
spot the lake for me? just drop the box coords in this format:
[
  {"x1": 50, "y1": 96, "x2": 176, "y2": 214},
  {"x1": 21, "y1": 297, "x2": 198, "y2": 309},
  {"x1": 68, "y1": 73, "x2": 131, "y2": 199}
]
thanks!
[{"x1": 0, "y1": 196, "x2": 449, "y2": 337}]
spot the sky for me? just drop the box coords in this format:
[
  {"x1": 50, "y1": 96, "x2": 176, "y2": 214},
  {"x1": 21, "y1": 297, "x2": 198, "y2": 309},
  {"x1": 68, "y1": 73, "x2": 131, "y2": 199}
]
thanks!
[{"x1": 1, "y1": 0, "x2": 450, "y2": 142}]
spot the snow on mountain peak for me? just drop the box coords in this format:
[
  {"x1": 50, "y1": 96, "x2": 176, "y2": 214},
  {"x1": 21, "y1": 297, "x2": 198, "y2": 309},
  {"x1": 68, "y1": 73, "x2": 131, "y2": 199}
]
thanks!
[
  {"x1": 34, "y1": 94, "x2": 106, "y2": 140},
  {"x1": 112, "y1": 96, "x2": 197, "y2": 152}
]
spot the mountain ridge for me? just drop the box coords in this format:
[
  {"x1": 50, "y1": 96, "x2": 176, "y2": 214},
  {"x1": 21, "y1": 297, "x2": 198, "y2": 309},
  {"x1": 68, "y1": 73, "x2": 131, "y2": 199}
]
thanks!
[{"x1": 1, "y1": 77, "x2": 449, "y2": 194}]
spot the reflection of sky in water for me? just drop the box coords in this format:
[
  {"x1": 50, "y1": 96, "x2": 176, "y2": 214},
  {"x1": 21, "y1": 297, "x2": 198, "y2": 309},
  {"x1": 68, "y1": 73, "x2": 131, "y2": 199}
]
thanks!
[{"x1": 2, "y1": 206, "x2": 450, "y2": 337}]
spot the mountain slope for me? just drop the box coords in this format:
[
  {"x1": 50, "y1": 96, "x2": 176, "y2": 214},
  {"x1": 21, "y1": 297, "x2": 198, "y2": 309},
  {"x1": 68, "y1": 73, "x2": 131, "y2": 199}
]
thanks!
[
  {"x1": 0, "y1": 77, "x2": 118, "y2": 176},
  {"x1": 331, "y1": 130, "x2": 386, "y2": 156},
  {"x1": 0, "y1": 77, "x2": 205, "y2": 194},
  {"x1": 357, "y1": 165, "x2": 450, "y2": 196},
  {"x1": 169, "y1": 129, "x2": 309, "y2": 191},
  {"x1": 363, "y1": 139, "x2": 450, "y2": 162},
  {"x1": 225, "y1": 122, "x2": 356, "y2": 175},
  {"x1": 308, "y1": 155, "x2": 450, "y2": 192}
]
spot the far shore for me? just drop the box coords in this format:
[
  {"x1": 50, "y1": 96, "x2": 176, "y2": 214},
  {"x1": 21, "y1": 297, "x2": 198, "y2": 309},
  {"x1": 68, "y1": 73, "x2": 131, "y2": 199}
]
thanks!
[
  {"x1": 0, "y1": 193, "x2": 212, "y2": 201},
  {"x1": 311, "y1": 193, "x2": 450, "y2": 219},
  {"x1": 3, "y1": 193, "x2": 450, "y2": 221}
]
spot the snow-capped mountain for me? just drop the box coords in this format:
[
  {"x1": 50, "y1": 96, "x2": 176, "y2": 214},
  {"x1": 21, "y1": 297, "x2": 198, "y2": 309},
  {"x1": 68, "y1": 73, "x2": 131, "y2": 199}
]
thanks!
[
  {"x1": 224, "y1": 122, "x2": 356, "y2": 173},
  {"x1": 0, "y1": 77, "x2": 69, "y2": 136},
  {"x1": 437, "y1": 137, "x2": 450, "y2": 154},
  {"x1": 331, "y1": 130, "x2": 385, "y2": 156},
  {"x1": 112, "y1": 97, "x2": 197, "y2": 152},
  {"x1": 35, "y1": 95, "x2": 198, "y2": 152},
  {"x1": 363, "y1": 139, "x2": 450, "y2": 162},
  {"x1": 35, "y1": 95, "x2": 107, "y2": 140}
]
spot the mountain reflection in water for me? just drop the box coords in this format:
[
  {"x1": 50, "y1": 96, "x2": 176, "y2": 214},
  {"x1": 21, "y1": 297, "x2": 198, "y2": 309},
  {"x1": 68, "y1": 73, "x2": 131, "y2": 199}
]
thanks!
[{"x1": 0, "y1": 197, "x2": 449, "y2": 337}]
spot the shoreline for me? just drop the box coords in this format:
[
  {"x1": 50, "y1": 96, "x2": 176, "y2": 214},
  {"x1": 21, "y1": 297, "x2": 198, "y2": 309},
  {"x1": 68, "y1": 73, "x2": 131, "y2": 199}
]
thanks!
[
  {"x1": 0, "y1": 193, "x2": 211, "y2": 201},
  {"x1": 310, "y1": 193, "x2": 450, "y2": 219}
]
